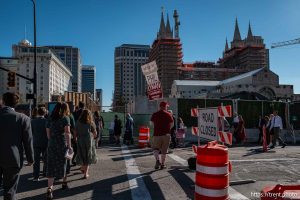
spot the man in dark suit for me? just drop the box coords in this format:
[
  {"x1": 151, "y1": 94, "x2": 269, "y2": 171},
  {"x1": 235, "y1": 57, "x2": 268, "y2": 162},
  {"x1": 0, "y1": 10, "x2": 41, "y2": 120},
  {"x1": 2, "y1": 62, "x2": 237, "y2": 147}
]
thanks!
[
  {"x1": 31, "y1": 107, "x2": 48, "y2": 181},
  {"x1": 0, "y1": 92, "x2": 34, "y2": 200},
  {"x1": 73, "y1": 101, "x2": 84, "y2": 122}
]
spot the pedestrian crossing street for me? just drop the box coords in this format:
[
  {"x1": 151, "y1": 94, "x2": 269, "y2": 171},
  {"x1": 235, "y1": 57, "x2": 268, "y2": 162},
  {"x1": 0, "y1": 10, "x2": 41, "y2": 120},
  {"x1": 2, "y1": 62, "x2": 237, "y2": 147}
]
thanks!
[
  {"x1": 5, "y1": 144, "x2": 300, "y2": 200},
  {"x1": 120, "y1": 145, "x2": 249, "y2": 200}
]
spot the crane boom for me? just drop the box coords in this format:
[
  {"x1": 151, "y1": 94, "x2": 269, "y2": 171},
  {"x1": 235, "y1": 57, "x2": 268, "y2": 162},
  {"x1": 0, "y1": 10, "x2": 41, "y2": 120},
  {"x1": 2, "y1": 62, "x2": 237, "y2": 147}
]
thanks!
[{"x1": 271, "y1": 38, "x2": 300, "y2": 48}]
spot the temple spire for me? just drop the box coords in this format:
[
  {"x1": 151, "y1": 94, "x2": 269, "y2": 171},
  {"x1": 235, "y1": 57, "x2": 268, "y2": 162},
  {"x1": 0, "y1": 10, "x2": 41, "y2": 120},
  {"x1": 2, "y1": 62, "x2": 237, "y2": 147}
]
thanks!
[
  {"x1": 247, "y1": 21, "x2": 253, "y2": 39},
  {"x1": 225, "y1": 38, "x2": 229, "y2": 51},
  {"x1": 157, "y1": 8, "x2": 166, "y2": 39},
  {"x1": 165, "y1": 13, "x2": 172, "y2": 38},
  {"x1": 233, "y1": 17, "x2": 241, "y2": 41}
]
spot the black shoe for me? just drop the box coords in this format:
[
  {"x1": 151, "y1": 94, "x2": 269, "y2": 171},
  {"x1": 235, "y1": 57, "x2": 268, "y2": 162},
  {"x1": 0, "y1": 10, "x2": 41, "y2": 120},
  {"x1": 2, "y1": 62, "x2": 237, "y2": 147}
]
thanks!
[
  {"x1": 32, "y1": 177, "x2": 40, "y2": 182},
  {"x1": 154, "y1": 160, "x2": 160, "y2": 170},
  {"x1": 269, "y1": 145, "x2": 275, "y2": 149},
  {"x1": 62, "y1": 182, "x2": 69, "y2": 190},
  {"x1": 46, "y1": 188, "x2": 53, "y2": 200},
  {"x1": 282, "y1": 144, "x2": 286, "y2": 148},
  {"x1": 160, "y1": 164, "x2": 166, "y2": 170}
]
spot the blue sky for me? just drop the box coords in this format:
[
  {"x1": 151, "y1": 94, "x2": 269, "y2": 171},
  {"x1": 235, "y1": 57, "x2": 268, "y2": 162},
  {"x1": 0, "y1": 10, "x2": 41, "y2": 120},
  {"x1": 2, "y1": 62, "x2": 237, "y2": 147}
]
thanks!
[{"x1": 1, "y1": 0, "x2": 300, "y2": 106}]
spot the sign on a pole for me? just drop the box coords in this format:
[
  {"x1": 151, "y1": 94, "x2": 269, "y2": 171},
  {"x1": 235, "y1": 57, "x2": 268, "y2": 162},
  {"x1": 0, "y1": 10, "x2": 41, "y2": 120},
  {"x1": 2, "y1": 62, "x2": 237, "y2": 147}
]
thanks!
[
  {"x1": 198, "y1": 108, "x2": 218, "y2": 141},
  {"x1": 141, "y1": 61, "x2": 163, "y2": 101}
]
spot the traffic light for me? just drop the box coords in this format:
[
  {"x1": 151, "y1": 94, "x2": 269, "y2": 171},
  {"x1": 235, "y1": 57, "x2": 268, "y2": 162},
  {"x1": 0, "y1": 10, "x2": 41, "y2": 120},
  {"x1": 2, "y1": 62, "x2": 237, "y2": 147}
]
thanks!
[{"x1": 7, "y1": 71, "x2": 16, "y2": 87}]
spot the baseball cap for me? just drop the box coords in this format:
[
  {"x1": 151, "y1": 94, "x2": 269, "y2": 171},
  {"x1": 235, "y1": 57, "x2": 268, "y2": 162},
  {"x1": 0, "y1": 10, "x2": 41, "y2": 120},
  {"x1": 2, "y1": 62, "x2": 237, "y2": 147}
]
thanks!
[{"x1": 159, "y1": 101, "x2": 169, "y2": 107}]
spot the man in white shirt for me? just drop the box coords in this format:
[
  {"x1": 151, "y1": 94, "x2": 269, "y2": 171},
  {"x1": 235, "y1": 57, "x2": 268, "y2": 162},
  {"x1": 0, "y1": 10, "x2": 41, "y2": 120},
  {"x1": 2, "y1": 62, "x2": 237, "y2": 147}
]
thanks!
[{"x1": 269, "y1": 110, "x2": 286, "y2": 148}]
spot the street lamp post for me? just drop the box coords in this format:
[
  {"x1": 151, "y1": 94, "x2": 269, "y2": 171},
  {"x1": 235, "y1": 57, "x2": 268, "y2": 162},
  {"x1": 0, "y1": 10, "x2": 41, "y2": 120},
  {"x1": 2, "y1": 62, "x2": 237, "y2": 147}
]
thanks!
[{"x1": 31, "y1": 0, "x2": 37, "y2": 109}]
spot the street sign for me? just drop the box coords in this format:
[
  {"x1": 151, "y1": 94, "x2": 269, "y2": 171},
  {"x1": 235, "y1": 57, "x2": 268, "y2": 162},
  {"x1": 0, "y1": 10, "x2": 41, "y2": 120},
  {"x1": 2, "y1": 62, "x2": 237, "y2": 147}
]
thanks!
[{"x1": 198, "y1": 108, "x2": 218, "y2": 141}]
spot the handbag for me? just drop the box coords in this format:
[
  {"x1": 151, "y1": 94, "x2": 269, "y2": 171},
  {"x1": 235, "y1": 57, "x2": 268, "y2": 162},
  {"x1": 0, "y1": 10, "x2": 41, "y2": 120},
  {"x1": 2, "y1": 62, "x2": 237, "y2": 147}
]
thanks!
[
  {"x1": 176, "y1": 128, "x2": 185, "y2": 138},
  {"x1": 65, "y1": 148, "x2": 74, "y2": 160}
]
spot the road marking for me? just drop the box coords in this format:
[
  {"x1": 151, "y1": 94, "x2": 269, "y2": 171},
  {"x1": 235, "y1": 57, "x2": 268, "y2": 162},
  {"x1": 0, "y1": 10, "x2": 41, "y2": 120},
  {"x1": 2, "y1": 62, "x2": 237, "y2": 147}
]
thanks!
[
  {"x1": 229, "y1": 187, "x2": 250, "y2": 200},
  {"x1": 121, "y1": 145, "x2": 152, "y2": 200},
  {"x1": 231, "y1": 158, "x2": 299, "y2": 162},
  {"x1": 168, "y1": 153, "x2": 188, "y2": 166},
  {"x1": 168, "y1": 153, "x2": 250, "y2": 200}
]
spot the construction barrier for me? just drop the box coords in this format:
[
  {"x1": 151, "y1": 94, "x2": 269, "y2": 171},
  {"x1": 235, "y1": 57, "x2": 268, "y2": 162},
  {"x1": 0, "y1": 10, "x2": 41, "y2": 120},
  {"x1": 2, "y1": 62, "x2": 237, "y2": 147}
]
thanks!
[
  {"x1": 261, "y1": 184, "x2": 300, "y2": 200},
  {"x1": 138, "y1": 126, "x2": 150, "y2": 148},
  {"x1": 195, "y1": 141, "x2": 231, "y2": 200}
]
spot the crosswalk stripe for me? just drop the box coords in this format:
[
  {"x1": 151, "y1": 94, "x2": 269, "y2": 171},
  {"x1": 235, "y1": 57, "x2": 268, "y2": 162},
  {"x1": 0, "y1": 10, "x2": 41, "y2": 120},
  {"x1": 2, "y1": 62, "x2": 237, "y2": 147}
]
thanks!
[
  {"x1": 228, "y1": 187, "x2": 250, "y2": 200},
  {"x1": 168, "y1": 152, "x2": 250, "y2": 200},
  {"x1": 121, "y1": 146, "x2": 152, "y2": 200}
]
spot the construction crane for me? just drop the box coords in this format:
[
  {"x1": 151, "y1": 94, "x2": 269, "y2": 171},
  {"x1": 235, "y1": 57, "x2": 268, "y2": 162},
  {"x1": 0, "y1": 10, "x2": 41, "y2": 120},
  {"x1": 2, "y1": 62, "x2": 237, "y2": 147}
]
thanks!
[{"x1": 271, "y1": 38, "x2": 300, "y2": 48}]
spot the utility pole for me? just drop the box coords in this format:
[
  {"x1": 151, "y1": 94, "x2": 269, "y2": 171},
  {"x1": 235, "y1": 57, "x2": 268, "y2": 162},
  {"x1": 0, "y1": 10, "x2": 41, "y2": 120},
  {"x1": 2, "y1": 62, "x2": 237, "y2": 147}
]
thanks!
[{"x1": 31, "y1": 0, "x2": 37, "y2": 109}]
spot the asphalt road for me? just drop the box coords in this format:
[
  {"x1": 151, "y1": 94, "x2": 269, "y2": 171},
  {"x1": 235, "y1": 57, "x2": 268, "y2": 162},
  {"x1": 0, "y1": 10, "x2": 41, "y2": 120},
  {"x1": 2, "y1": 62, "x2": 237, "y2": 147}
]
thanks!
[{"x1": 1, "y1": 142, "x2": 300, "y2": 200}]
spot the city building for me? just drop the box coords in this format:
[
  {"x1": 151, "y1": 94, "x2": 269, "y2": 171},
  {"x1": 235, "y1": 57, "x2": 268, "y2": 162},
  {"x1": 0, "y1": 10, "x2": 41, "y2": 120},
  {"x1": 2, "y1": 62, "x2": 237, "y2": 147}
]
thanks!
[
  {"x1": 46, "y1": 46, "x2": 82, "y2": 92},
  {"x1": 148, "y1": 10, "x2": 183, "y2": 97},
  {"x1": 114, "y1": 44, "x2": 150, "y2": 104},
  {"x1": 179, "y1": 62, "x2": 246, "y2": 81},
  {"x1": 171, "y1": 80, "x2": 220, "y2": 98},
  {"x1": 179, "y1": 19, "x2": 269, "y2": 82},
  {"x1": 171, "y1": 67, "x2": 294, "y2": 101},
  {"x1": 0, "y1": 39, "x2": 72, "y2": 103},
  {"x1": 81, "y1": 65, "x2": 96, "y2": 100},
  {"x1": 96, "y1": 88, "x2": 103, "y2": 111},
  {"x1": 218, "y1": 19, "x2": 270, "y2": 70}
]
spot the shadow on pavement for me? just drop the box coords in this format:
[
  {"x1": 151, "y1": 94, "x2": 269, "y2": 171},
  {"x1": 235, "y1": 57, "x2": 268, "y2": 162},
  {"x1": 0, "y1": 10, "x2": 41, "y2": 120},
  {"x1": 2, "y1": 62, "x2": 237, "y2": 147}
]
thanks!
[
  {"x1": 243, "y1": 147, "x2": 276, "y2": 157},
  {"x1": 19, "y1": 174, "x2": 131, "y2": 200},
  {"x1": 168, "y1": 168, "x2": 194, "y2": 199}
]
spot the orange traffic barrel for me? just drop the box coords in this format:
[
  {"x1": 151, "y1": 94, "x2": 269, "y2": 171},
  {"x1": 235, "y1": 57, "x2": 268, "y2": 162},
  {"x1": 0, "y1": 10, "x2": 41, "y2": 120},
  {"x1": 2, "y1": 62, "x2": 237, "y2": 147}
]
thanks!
[
  {"x1": 138, "y1": 127, "x2": 150, "y2": 148},
  {"x1": 195, "y1": 141, "x2": 231, "y2": 200},
  {"x1": 261, "y1": 184, "x2": 300, "y2": 200}
]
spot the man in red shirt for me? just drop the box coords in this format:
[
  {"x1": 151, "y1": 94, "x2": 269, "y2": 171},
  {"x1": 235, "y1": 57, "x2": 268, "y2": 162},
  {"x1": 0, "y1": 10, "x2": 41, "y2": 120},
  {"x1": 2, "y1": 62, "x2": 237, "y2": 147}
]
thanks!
[{"x1": 151, "y1": 101, "x2": 174, "y2": 169}]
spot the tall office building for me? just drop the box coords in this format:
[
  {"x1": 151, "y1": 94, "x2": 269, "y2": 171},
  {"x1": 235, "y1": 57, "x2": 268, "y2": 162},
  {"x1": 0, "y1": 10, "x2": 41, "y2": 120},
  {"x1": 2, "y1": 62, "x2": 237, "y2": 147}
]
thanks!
[
  {"x1": 0, "y1": 39, "x2": 72, "y2": 103},
  {"x1": 81, "y1": 65, "x2": 96, "y2": 100},
  {"x1": 148, "y1": 10, "x2": 183, "y2": 97},
  {"x1": 114, "y1": 44, "x2": 150, "y2": 104},
  {"x1": 96, "y1": 88, "x2": 103, "y2": 111},
  {"x1": 46, "y1": 46, "x2": 82, "y2": 92}
]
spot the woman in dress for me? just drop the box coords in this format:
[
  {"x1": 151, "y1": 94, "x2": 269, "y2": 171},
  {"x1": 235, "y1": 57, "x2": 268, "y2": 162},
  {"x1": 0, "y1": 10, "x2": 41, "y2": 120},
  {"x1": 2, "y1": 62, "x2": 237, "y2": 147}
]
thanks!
[
  {"x1": 123, "y1": 113, "x2": 134, "y2": 145},
  {"x1": 75, "y1": 109, "x2": 97, "y2": 179},
  {"x1": 236, "y1": 115, "x2": 246, "y2": 144},
  {"x1": 46, "y1": 102, "x2": 72, "y2": 199},
  {"x1": 94, "y1": 111, "x2": 104, "y2": 148}
]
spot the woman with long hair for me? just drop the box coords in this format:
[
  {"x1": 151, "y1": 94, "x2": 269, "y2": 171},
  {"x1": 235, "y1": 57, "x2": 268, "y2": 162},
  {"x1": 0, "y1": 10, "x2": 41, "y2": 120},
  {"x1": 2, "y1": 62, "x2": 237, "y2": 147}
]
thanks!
[
  {"x1": 94, "y1": 111, "x2": 104, "y2": 148},
  {"x1": 74, "y1": 109, "x2": 97, "y2": 179},
  {"x1": 46, "y1": 102, "x2": 72, "y2": 199}
]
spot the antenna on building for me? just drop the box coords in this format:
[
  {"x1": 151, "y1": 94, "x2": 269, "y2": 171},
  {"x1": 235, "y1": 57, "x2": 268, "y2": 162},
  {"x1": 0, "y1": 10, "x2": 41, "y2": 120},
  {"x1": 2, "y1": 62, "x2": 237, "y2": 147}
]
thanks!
[{"x1": 173, "y1": 10, "x2": 180, "y2": 38}]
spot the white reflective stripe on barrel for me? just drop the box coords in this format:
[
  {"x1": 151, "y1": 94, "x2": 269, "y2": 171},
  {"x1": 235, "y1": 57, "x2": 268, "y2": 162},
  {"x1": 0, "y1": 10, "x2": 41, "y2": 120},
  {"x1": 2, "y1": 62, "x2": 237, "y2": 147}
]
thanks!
[
  {"x1": 195, "y1": 185, "x2": 228, "y2": 197},
  {"x1": 139, "y1": 133, "x2": 150, "y2": 136},
  {"x1": 196, "y1": 164, "x2": 228, "y2": 175},
  {"x1": 138, "y1": 140, "x2": 149, "y2": 143}
]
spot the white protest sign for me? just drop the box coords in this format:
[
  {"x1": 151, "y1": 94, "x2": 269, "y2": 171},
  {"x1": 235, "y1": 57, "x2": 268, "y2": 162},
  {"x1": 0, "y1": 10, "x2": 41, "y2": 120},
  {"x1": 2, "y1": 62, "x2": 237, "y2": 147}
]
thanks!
[
  {"x1": 141, "y1": 60, "x2": 158, "y2": 76},
  {"x1": 141, "y1": 60, "x2": 163, "y2": 100},
  {"x1": 198, "y1": 108, "x2": 218, "y2": 141}
]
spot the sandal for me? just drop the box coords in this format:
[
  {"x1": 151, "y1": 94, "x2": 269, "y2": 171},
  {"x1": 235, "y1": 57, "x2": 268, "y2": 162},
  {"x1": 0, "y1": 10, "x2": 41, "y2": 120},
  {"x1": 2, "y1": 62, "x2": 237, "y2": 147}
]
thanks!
[
  {"x1": 62, "y1": 182, "x2": 69, "y2": 190},
  {"x1": 46, "y1": 188, "x2": 53, "y2": 200}
]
